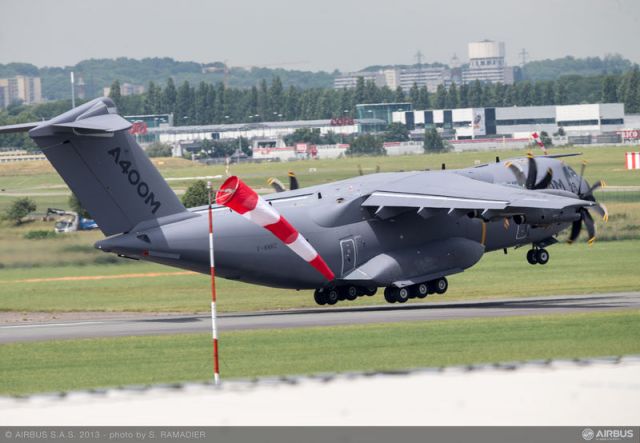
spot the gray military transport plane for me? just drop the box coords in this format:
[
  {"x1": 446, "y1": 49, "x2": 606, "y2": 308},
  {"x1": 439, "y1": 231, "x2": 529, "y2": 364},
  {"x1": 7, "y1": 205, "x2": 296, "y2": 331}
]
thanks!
[{"x1": 1, "y1": 98, "x2": 607, "y2": 305}]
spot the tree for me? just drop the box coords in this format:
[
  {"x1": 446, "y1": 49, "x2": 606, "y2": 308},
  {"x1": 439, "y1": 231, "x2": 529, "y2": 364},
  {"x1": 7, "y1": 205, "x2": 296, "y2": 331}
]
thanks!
[
  {"x1": 4, "y1": 197, "x2": 36, "y2": 225},
  {"x1": 539, "y1": 131, "x2": 553, "y2": 147},
  {"x1": 145, "y1": 141, "x2": 173, "y2": 157},
  {"x1": 423, "y1": 128, "x2": 447, "y2": 152},
  {"x1": 181, "y1": 180, "x2": 209, "y2": 208},
  {"x1": 621, "y1": 66, "x2": 640, "y2": 112},
  {"x1": 108, "y1": 80, "x2": 122, "y2": 109},
  {"x1": 346, "y1": 134, "x2": 385, "y2": 156},
  {"x1": 69, "y1": 193, "x2": 91, "y2": 219},
  {"x1": 555, "y1": 81, "x2": 568, "y2": 104},
  {"x1": 284, "y1": 128, "x2": 323, "y2": 145},
  {"x1": 384, "y1": 122, "x2": 409, "y2": 142},
  {"x1": 468, "y1": 80, "x2": 483, "y2": 107},
  {"x1": 163, "y1": 78, "x2": 177, "y2": 114},
  {"x1": 433, "y1": 84, "x2": 447, "y2": 109},
  {"x1": 601, "y1": 76, "x2": 618, "y2": 103},
  {"x1": 446, "y1": 83, "x2": 459, "y2": 109}
]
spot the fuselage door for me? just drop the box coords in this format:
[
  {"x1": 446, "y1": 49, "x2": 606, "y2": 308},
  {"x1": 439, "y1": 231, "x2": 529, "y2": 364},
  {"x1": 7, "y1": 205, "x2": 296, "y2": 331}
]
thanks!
[{"x1": 340, "y1": 238, "x2": 357, "y2": 276}]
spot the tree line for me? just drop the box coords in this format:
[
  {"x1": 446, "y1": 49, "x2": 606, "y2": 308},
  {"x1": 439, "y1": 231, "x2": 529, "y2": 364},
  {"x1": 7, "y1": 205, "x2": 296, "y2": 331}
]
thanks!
[
  {"x1": 1, "y1": 67, "x2": 639, "y2": 150},
  {"x1": 108, "y1": 66, "x2": 640, "y2": 126}
]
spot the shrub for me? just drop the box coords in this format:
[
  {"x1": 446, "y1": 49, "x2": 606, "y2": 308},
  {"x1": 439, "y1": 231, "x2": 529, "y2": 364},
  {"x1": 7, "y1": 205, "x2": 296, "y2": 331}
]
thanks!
[
  {"x1": 4, "y1": 197, "x2": 36, "y2": 225},
  {"x1": 181, "y1": 180, "x2": 210, "y2": 208},
  {"x1": 23, "y1": 230, "x2": 58, "y2": 240}
]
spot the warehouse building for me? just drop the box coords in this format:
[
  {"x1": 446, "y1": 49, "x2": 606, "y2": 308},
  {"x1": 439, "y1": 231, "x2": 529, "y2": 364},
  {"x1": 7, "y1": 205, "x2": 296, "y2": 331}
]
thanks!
[
  {"x1": 392, "y1": 103, "x2": 625, "y2": 139},
  {"x1": 146, "y1": 117, "x2": 386, "y2": 155}
]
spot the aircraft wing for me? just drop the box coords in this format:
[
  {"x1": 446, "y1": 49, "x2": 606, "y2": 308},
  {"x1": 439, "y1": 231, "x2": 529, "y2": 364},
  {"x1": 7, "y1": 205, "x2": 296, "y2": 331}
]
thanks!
[{"x1": 361, "y1": 172, "x2": 594, "y2": 219}]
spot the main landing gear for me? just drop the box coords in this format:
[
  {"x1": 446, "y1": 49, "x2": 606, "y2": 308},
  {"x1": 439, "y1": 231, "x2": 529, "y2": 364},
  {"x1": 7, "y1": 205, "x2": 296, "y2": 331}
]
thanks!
[
  {"x1": 526, "y1": 247, "x2": 549, "y2": 265},
  {"x1": 313, "y1": 285, "x2": 377, "y2": 306},
  {"x1": 384, "y1": 277, "x2": 448, "y2": 304},
  {"x1": 313, "y1": 277, "x2": 449, "y2": 306}
]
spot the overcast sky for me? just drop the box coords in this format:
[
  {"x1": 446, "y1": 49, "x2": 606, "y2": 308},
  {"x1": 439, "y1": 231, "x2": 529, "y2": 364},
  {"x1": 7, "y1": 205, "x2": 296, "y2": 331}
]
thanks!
[{"x1": 1, "y1": 0, "x2": 639, "y2": 72}]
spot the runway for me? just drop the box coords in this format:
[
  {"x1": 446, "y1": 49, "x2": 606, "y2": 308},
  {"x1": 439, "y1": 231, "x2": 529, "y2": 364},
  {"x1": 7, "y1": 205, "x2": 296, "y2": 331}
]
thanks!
[{"x1": 1, "y1": 292, "x2": 639, "y2": 344}]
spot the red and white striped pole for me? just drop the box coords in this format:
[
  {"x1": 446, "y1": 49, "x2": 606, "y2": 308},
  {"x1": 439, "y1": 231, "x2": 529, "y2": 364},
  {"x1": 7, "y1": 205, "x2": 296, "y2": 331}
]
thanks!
[{"x1": 207, "y1": 181, "x2": 220, "y2": 385}]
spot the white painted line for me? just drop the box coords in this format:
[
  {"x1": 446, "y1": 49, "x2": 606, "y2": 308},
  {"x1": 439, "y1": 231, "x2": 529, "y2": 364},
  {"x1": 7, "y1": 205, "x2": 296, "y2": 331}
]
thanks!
[{"x1": 0, "y1": 321, "x2": 105, "y2": 329}]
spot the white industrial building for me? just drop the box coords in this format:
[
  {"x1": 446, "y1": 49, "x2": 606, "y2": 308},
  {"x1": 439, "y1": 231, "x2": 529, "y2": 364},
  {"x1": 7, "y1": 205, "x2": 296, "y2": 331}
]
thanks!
[
  {"x1": 147, "y1": 118, "x2": 384, "y2": 155},
  {"x1": 392, "y1": 103, "x2": 625, "y2": 140}
]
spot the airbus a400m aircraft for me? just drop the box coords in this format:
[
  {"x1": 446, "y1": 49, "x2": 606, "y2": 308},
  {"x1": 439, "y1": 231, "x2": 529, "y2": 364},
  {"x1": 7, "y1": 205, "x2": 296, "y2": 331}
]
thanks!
[{"x1": 2, "y1": 98, "x2": 607, "y2": 306}]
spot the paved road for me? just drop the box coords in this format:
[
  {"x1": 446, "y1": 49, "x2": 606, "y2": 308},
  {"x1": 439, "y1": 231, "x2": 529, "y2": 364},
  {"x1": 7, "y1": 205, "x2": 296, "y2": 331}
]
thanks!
[{"x1": 1, "y1": 292, "x2": 639, "y2": 343}]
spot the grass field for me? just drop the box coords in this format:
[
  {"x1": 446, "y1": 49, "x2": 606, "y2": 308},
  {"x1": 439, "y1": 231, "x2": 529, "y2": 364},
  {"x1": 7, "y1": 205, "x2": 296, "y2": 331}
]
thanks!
[
  {"x1": 1, "y1": 310, "x2": 638, "y2": 396},
  {"x1": 0, "y1": 239, "x2": 638, "y2": 313},
  {"x1": 1, "y1": 145, "x2": 639, "y2": 212}
]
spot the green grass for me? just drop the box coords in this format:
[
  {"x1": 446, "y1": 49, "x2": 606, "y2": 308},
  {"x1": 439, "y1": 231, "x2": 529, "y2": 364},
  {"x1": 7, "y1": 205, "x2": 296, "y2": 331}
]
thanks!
[
  {"x1": 0, "y1": 239, "x2": 639, "y2": 313},
  {"x1": 1, "y1": 310, "x2": 638, "y2": 396}
]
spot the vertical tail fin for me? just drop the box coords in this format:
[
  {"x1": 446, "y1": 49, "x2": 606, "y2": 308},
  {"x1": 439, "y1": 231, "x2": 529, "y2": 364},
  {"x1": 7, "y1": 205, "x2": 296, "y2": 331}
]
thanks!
[{"x1": 24, "y1": 97, "x2": 186, "y2": 236}]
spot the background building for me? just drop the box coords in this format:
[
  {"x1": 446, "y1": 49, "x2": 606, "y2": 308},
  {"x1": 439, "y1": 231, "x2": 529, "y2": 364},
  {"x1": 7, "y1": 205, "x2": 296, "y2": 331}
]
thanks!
[
  {"x1": 334, "y1": 40, "x2": 516, "y2": 92},
  {"x1": 462, "y1": 40, "x2": 515, "y2": 84},
  {"x1": 0, "y1": 76, "x2": 43, "y2": 108},
  {"x1": 393, "y1": 103, "x2": 625, "y2": 139}
]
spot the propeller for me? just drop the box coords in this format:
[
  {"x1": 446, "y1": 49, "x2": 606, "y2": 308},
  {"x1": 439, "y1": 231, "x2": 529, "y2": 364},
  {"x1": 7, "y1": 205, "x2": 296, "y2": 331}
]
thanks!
[
  {"x1": 267, "y1": 177, "x2": 286, "y2": 193},
  {"x1": 505, "y1": 153, "x2": 553, "y2": 190},
  {"x1": 567, "y1": 163, "x2": 608, "y2": 245},
  {"x1": 288, "y1": 171, "x2": 299, "y2": 190},
  {"x1": 506, "y1": 154, "x2": 608, "y2": 244},
  {"x1": 267, "y1": 171, "x2": 300, "y2": 193}
]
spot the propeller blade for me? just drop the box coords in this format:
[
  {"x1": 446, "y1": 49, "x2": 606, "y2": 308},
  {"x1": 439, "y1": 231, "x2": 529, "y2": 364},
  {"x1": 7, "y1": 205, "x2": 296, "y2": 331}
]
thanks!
[
  {"x1": 585, "y1": 180, "x2": 606, "y2": 197},
  {"x1": 267, "y1": 177, "x2": 286, "y2": 193},
  {"x1": 505, "y1": 162, "x2": 527, "y2": 187},
  {"x1": 583, "y1": 209, "x2": 596, "y2": 244},
  {"x1": 525, "y1": 153, "x2": 537, "y2": 190},
  {"x1": 567, "y1": 218, "x2": 582, "y2": 244},
  {"x1": 591, "y1": 203, "x2": 609, "y2": 222},
  {"x1": 288, "y1": 171, "x2": 299, "y2": 190},
  {"x1": 533, "y1": 168, "x2": 553, "y2": 190},
  {"x1": 577, "y1": 160, "x2": 587, "y2": 195}
]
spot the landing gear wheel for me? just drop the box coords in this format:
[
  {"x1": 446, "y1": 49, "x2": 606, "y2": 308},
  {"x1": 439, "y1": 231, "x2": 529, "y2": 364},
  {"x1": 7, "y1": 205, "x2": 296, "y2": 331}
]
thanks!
[
  {"x1": 326, "y1": 288, "x2": 339, "y2": 305},
  {"x1": 414, "y1": 283, "x2": 429, "y2": 299},
  {"x1": 434, "y1": 277, "x2": 448, "y2": 294},
  {"x1": 365, "y1": 287, "x2": 377, "y2": 296},
  {"x1": 396, "y1": 287, "x2": 410, "y2": 303},
  {"x1": 313, "y1": 289, "x2": 327, "y2": 306},
  {"x1": 526, "y1": 249, "x2": 538, "y2": 265},
  {"x1": 535, "y1": 248, "x2": 549, "y2": 265},
  {"x1": 344, "y1": 286, "x2": 359, "y2": 301},
  {"x1": 383, "y1": 287, "x2": 397, "y2": 304}
]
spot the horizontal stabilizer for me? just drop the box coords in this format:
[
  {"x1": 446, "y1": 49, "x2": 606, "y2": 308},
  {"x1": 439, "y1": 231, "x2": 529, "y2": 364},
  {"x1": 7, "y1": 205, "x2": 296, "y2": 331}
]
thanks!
[
  {"x1": 51, "y1": 114, "x2": 132, "y2": 133},
  {"x1": 0, "y1": 122, "x2": 40, "y2": 134}
]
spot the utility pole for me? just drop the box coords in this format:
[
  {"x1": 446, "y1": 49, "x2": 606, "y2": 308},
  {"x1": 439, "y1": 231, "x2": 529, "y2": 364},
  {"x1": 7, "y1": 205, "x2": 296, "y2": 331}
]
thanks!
[
  {"x1": 415, "y1": 50, "x2": 424, "y2": 70},
  {"x1": 518, "y1": 48, "x2": 529, "y2": 67},
  {"x1": 70, "y1": 71, "x2": 76, "y2": 108}
]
